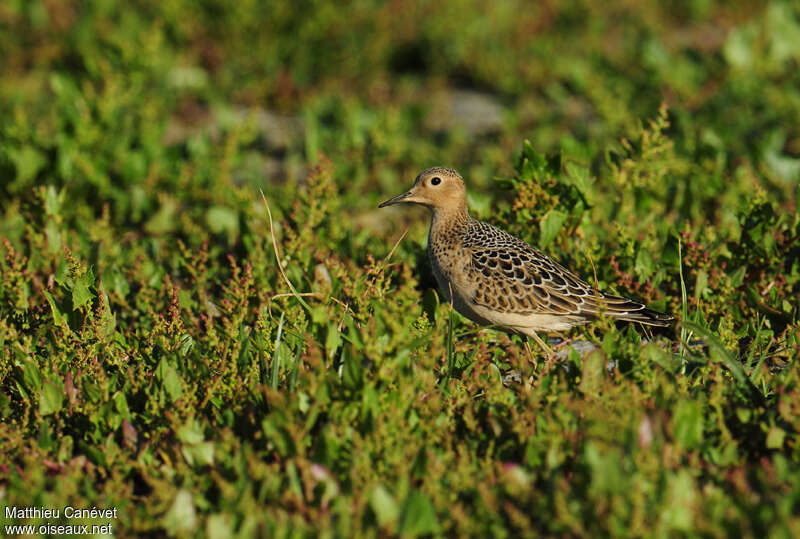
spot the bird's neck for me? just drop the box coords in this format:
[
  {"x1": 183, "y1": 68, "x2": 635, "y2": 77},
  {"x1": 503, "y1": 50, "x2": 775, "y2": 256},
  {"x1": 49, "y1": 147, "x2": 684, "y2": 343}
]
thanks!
[{"x1": 429, "y1": 206, "x2": 471, "y2": 241}]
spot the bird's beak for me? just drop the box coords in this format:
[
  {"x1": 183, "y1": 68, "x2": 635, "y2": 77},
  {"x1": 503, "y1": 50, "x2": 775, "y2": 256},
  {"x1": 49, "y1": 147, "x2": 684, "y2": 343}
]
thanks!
[{"x1": 379, "y1": 189, "x2": 415, "y2": 208}]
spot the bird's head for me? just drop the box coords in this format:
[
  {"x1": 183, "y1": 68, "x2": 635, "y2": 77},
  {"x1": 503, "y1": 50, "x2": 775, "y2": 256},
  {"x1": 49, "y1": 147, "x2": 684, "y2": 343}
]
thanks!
[{"x1": 379, "y1": 167, "x2": 467, "y2": 214}]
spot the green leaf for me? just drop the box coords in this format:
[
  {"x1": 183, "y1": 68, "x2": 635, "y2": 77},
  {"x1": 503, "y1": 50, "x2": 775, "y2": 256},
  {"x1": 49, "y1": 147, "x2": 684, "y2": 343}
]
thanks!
[
  {"x1": 262, "y1": 418, "x2": 291, "y2": 456},
  {"x1": 673, "y1": 400, "x2": 703, "y2": 450},
  {"x1": 162, "y1": 365, "x2": 183, "y2": 402},
  {"x1": 325, "y1": 325, "x2": 342, "y2": 356},
  {"x1": 82, "y1": 444, "x2": 107, "y2": 467},
  {"x1": 634, "y1": 248, "x2": 655, "y2": 280},
  {"x1": 113, "y1": 391, "x2": 131, "y2": 419},
  {"x1": 565, "y1": 161, "x2": 593, "y2": 202},
  {"x1": 539, "y1": 210, "x2": 568, "y2": 248},
  {"x1": 297, "y1": 391, "x2": 310, "y2": 414},
  {"x1": 182, "y1": 442, "x2": 215, "y2": 466},
  {"x1": 342, "y1": 347, "x2": 363, "y2": 390},
  {"x1": 83, "y1": 382, "x2": 102, "y2": 403},
  {"x1": 40, "y1": 379, "x2": 64, "y2": 416},
  {"x1": 44, "y1": 185, "x2": 64, "y2": 216},
  {"x1": 659, "y1": 470, "x2": 696, "y2": 531},
  {"x1": 38, "y1": 420, "x2": 55, "y2": 450},
  {"x1": 723, "y1": 24, "x2": 756, "y2": 69},
  {"x1": 58, "y1": 434, "x2": 74, "y2": 462},
  {"x1": 729, "y1": 266, "x2": 747, "y2": 287},
  {"x1": 179, "y1": 334, "x2": 194, "y2": 357},
  {"x1": 398, "y1": 490, "x2": 439, "y2": 537},
  {"x1": 361, "y1": 385, "x2": 379, "y2": 421},
  {"x1": 369, "y1": 485, "x2": 399, "y2": 527},
  {"x1": 694, "y1": 268, "x2": 708, "y2": 300},
  {"x1": 45, "y1": 219, "x2": 62, "y2": 254},
  {"x1": 178, "y1": 420, "x2": 205, "y2": 445},
  {"x1": 642, "y1": 342, "x2": 680, "y2": 372},
  {"x1": 765, "y1": 3, "x2": 800, "y2": 65},
  {"x1": 22, "y1": 360, "x2": 43, "y2": 392},
  {"x1": 43, "y1": 290, "x2": 68, "y2": 328},
  {"x1": 145, "y1": 197, "x2": 178, "y2": 234},
  {"x1": 97, "y1": 282, "x2": 116, "y2": 337},
  {"x1": 766, "y1": 427, "x2": 785, "y2": 449},
  {"x1": 206, "y1": 514, "x2": 233, "y2": 538},
  {"x1": 206, "y1": 206, "x2": 239, "y2": 239},
  {"x1": 579, "y1": 350, "x2": 605, "y2": 394},
  {"x1": 72, "y1": 268, "x2": 95, "y2": 310},
  {"x1": 516, "y1": 140, "x2": 555, "y2": 181},
  {"x1": 8, "y1": 145, "x2": 47, "y2": 184},
  {"x1": 163, "y1": 489, "x2": 198, "y2": 534},
  {"x1": 763, "y1": 130, "x2": 800, "y2": 185},
  {"x1": 585, "y1": 442, "x2": 625, "y2": 495}
]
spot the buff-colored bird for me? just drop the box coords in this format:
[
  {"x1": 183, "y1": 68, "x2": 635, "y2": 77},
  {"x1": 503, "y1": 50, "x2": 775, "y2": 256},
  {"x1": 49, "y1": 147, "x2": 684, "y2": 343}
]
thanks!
[{"x1": 379, "y1": 166, "x2": 672, "y2": 354}]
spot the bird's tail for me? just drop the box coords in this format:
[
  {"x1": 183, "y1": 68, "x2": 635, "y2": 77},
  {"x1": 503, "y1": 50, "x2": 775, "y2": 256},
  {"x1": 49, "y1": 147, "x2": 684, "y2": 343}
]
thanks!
[{"x1": 599, "y1": 292, "x2": 674, "y2": 327}]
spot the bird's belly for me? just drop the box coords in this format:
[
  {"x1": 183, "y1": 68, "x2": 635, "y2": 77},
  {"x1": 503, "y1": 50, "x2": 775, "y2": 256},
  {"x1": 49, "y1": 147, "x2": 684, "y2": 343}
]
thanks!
[{"x1": 467, "y1": 302, "x2": 585, "y2": 334}]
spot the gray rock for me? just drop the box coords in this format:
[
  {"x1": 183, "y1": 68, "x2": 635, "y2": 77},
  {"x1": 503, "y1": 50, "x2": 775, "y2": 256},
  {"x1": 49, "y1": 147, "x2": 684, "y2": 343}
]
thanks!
[{"x1": 425, "y1": 89, "x2": 505, "y2": 136}]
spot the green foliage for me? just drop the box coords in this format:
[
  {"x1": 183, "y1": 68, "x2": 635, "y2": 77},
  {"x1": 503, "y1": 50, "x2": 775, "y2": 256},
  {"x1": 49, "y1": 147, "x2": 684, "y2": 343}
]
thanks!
[{"x1": 1, "y1": 0, "x2": 800, "y2": 536}]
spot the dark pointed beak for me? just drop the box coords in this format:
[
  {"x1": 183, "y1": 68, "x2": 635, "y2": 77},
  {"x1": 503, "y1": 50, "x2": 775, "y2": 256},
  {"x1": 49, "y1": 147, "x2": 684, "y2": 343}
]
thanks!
[{"x1": 378, "y1": 191, "x2": 414, "y2": 208}]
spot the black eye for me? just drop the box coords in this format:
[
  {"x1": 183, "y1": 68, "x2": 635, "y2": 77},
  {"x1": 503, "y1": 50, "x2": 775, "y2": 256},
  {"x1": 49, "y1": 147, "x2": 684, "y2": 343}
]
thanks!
[{"x1": 431, "y1": 177, "x2": 441, "y2": 186}]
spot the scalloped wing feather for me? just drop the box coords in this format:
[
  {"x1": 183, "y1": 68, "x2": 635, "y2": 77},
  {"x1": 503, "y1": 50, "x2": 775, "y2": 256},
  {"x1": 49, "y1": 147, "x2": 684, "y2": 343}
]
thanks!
[{"x1": 465, "y1": 221, "x2": 672, "y2": 327}]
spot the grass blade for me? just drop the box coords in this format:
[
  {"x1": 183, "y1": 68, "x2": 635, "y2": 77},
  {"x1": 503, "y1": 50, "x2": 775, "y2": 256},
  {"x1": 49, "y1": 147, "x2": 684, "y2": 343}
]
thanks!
[{"x1": 271, "y1": 312, "x2": 285, "y2": 390}]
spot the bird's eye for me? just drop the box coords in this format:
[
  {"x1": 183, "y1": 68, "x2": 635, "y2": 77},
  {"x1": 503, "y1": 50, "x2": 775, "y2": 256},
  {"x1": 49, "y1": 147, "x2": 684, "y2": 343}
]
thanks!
[{"x1": 431, "y1": 177, "x2": 441, "y2": 186}]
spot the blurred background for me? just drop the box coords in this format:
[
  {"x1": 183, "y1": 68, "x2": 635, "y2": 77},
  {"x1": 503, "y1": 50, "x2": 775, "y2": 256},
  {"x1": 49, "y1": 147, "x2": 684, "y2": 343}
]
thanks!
[{"x1": 1, "y1": 0, "x2": 798, "y2": 217}]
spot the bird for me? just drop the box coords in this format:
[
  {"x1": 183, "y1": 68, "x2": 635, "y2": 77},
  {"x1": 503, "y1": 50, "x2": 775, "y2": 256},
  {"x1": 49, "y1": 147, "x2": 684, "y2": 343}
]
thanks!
[{"x1": 378, "y1": 166, "x2": 673, "y2": 356}]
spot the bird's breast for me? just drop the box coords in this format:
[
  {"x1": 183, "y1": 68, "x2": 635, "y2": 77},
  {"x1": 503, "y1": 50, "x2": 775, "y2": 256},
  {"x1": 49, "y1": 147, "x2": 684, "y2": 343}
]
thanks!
[{"x1": 427, "y1": 242, "x2": 480, "y2": 313}]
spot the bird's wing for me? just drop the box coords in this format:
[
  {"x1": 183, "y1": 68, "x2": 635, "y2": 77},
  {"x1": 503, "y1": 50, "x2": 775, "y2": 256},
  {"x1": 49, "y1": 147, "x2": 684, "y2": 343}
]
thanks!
[
  {"x1": 463, "y1": 221, "x2": 671, "y2": 325},
  {"x1": 468, "y1": 241, "x2": 602, "y2": 317}
]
